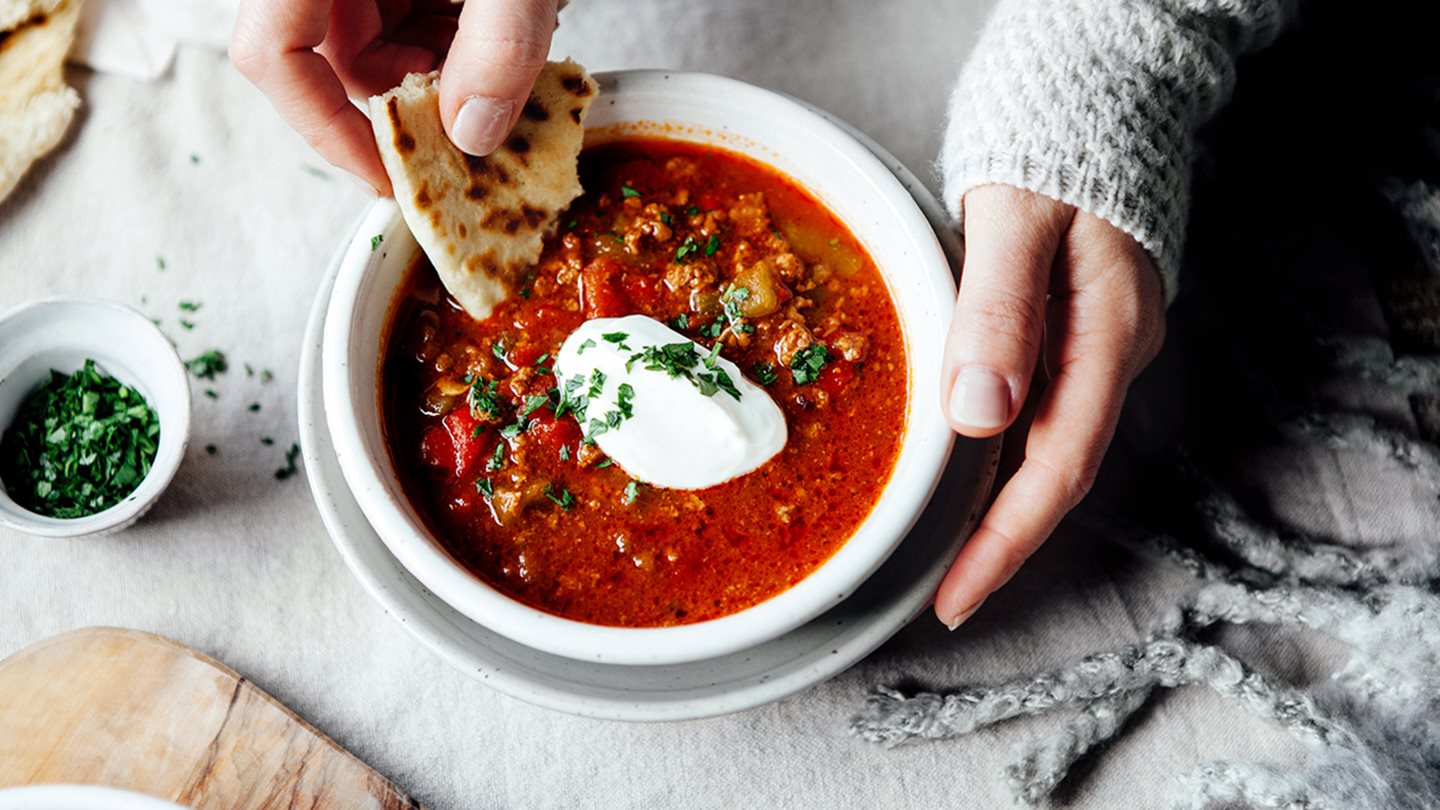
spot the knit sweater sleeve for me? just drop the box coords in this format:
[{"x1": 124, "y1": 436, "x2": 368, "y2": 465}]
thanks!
[{"x1": 940, "y1": 0, "x2": 1299, "y2": 300}]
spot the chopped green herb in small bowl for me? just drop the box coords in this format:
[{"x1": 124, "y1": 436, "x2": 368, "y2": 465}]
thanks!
[{"x1": 0, "y1": 299, "x2": 192, "y2": 536}]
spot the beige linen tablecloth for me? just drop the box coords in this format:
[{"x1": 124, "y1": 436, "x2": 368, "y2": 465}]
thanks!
[{"x1": 4, "y1": 2, "x2": 1433, "y2": 807}]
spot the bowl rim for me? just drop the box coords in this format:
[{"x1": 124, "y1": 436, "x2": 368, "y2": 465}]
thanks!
[
  {"x1": 0, "y1": 297, "x2": 192, "y2": 538},
  {"x1": 323, "y1": 69, "x2": 956, "y2": 665}
]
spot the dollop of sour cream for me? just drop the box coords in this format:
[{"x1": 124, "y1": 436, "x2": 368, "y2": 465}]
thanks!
[{"x1": 553, "y1": 314, "x2": 787, "y2": 490}]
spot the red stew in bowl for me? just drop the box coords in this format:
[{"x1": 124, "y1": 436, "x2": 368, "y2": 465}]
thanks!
[{"x1": 382, "y1": 138, "x2": 907, "y2": 627}]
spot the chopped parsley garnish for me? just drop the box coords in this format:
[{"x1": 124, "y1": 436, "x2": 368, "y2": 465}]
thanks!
[
  {"x1": 178, "y1": 301, "x2": 202, "y2": 312},
  {"x1": 621, "y1": 184, "x2": 642, "y2": 198},
  {"x1": 244, "y1": 363, "x2": 255, "y2": 377},
  {"x1": 720, "y1": 285, "x2": 750, "y2": 328},
  {"x1": 468, "y1": 378, "x2": 503, "y2": 421},
  {"x1": 601, "y1": 332, "x2": 631, "y2": 350},
  {"x1": 790, "y1": 343, "x2": 833, "y2": 385},
  {"x1": 622, "y1": 480, "x2": 641, "y2": 505},
  {"x1": 669, "y1": 313, "x2": 689, "y2": 331},
  {"x1": 566, "y1": 219, "x2": 578, "y2": 230},
  {"x1": 754, "y1": 362, "x2": 778, "y2": 386},
  {"x1": 534, "y1": 353, "x2": 551, "y2": 367},
  {"x1": 673, "y1": 235, "x2": 701, "y2": 264},
  {"x1": 595, "y1": 459, "x2": 613, "y2": 469},
  {"x1": 559, "y1": 445, "x2": 571, "y2": 461},
  {"x1": 260, "y1": 369, "x2": 274, "y2": 384},
  {"x1": 491, "y1": 341, "x2": 508, "y2": 362},
  {"x1": 156, "y1": 256, "x2": 167, "y2": 271},
  {"x1": 685, "y1": 206, "x2": 701, "y2": 216},
  {"x1": 626, "y1": 342, "x2": 700, "y2": 376},
  {"x1": 544, "y1": 482, "x2": 575, "y2": 511},
  {"x1": 606, "y1": 230, "x2": 625, "y2": 245},
  {"x1": 519, "y1": 394, "x2": 549, "y2": 419},
  {"x1": 616, "y1": 383, "x2": 635, "y2": 420},
  {"x1": 625, "y1": 341, "x2": 741, "y2": 402},
  {"x1": 476, "y1": 478, "x2": 494, "y2": 500},
  {"x1": 486, "y1": 442, "x2": 506, "y2": 471},
  {"x1": 659, "y1": 212, "x2": 673, "y2": 225},
  {"x1": 203, "y1": 389, "x2": 218, "y2": 399},
  {"x1": 370, "y1": 234, "x2": 384, "y2": 251},
  {"x1": 519, "y1": 287, "x2": 532, "y2": 300},
  {"x1": 555, "y1": 375, "x2": 588, "y2": 421},
  {"x1": 698, "y1": 320, "x2": 725, "y2": 339},
  {"x1": 0, "y1": 360, "x2": 161, "y2": 518},
  {"x1": 274, "y1": 443, "x2": 302, "y2": 480},
  {"x1": 704, "y1": 234, "x2": 721, "y2": 257},
  {"x1": 499, "y1": 419, "x2": 530, "y2": 440},
  {"x1": 577, "y1": 338, "x2": 596, "y2": 355},
  {"x1": 185, "y1": 350, "x2": 228, "y2": 380},
  {"x1": 588, "y1": 368, "x2": 607, "y2": 398},
  {"x1": 179, "y1": 319, "x2": 196, "y2": 331}
]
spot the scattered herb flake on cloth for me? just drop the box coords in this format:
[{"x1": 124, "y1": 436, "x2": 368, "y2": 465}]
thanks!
[
  {"x1": 185, "y1": 350, "x2": 228, "y2": 380},
  {"x1": 0, "y1": 360, "x2": 160, "y2": 518}
]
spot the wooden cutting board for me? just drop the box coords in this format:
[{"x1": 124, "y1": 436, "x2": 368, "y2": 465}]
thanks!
[{"x1": 0, "y1": 627, "x2": 419, "y2": 809}]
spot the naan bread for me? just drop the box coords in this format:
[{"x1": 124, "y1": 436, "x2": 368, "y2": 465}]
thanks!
[
  {"x1": 0, "y1": 0, "x2": 80, "y2": 204},
  {"x1": 0, "y1": 0, "x2": 63, "y2": 36},
  {"x1": 370, "y1": 60, "x2": 598, "y2": 320}
]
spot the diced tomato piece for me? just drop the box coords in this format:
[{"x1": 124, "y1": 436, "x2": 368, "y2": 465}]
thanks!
[
  {"x1": 514, "y1": 305, "x2": 582, "y2": 335},
  {"x1": 819, "y1": 361, "x2": 857, "y2": 396},
  {"x1": 529, "y1": 409, "x2": 582, "y2": 456},
  {"x1": 419, "y1": 425, "x2": 453, "y2": 469},
  {"x1": 620, "y1": 272, "x2": 663, "y2": 311},
  {"x1": 580, "y1": 259, "x2": 628, "y2": 319},
  {"x1": 442, "y1": 407, "x2": 493, "y2": 477},
  {"x1": 696, "y1": 192, "x2": 721, "y2": 211}
]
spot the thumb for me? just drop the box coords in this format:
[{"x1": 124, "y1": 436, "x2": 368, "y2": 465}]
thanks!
[
  {"x1": 942, "y1": 185, "x2": 1073, "y2": 437},
  {"x1": 439, "y1": 0, "x2": 558, "y2": 156}
]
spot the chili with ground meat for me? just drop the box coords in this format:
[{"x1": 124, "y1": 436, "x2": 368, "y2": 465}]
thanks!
[{"x1": 382, "y1": 138, "x2": 907, "y2": 627}]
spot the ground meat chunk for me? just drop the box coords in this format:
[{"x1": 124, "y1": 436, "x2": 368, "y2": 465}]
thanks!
[
  {"x1": 831, "y1": 333, "x2": 869, "y2": 362},
  {"x1": 664, "y1": 257, "x2": 718, "y2": 292},
  {"x1": 507, "y1": 367, "x2": 549, "y2": 399},
  {"x1": 770, "y1": 252, "x2": 805, "y2": 283},
  {"x1": 554, "y1": 232, "x2": 584, "y2": 286},
  {"x1": 772, "y1": 317, "x2": 818, "y2": 366},
  {"x1": 727, "y1": 193, "x2": 772, "y2": 238},
  {"x1": 576, "y1": 442, "x2": 605, "y2": 467},
  {"x1": 624, "y1": 205, "x2": 675, "y2": 254}
]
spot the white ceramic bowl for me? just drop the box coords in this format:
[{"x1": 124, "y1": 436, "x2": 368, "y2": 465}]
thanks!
[
  {"x1": 323, "y1": 70, "x2": 956, "y2": 666},
  {"x1": 0, "y1": 785, "x2": 186, "y2": 810},
  {"x1": 0, "y1": 298, "x2": 191, "y2": 537}
]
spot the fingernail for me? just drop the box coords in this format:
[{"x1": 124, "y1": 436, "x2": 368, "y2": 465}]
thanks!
[
  {"x1": 947, "y1": 367, "x2": 1010, "y2": 430},
  {"x1": 451, "y1": 96, "x2": 514, "y2": 156},
  {"x1": 942, "y1": 597, "x2": 988, "y2": 631}
]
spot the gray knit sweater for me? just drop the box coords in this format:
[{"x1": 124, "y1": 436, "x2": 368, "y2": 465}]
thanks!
[{"x1": 942, "y1": 0, "x2": 1299, "y2": 300}]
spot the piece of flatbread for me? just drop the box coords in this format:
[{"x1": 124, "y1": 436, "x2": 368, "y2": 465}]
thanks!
[
  {"x1": 370, "y1": 60, "x2": 598, "y2": 320},
  {"x1": 0, "y1": 0, "x2": 80, "y2": 204}
]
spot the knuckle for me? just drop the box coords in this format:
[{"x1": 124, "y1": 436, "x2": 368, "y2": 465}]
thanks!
[
  {"x1": 227, "y1": 20, "x2": 272, "y2": 80},
  {"x1": 965, "y1": 290, "x2": 1045, "y2": 356},
  {"x1": 483, "y1": 32, "x2": 550, "y2": 70},
  {"x1": 1032, "y1": 455, "x2": 1097, "y2": 512}
]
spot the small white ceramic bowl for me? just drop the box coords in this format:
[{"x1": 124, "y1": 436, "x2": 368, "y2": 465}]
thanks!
[
  {"x1": 323, "y1": 70, "x2": 956, "y2": 665},
  {"x1": 0, "y1": 298, "x2": 191, "y2": 537}
]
